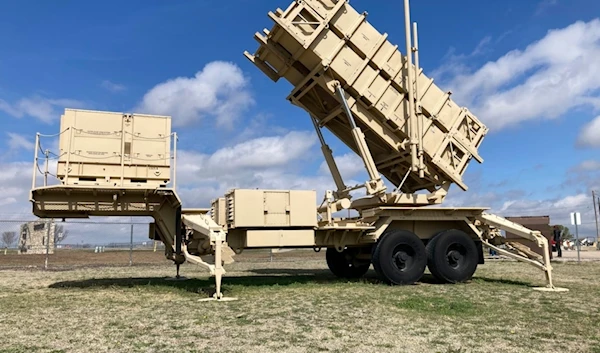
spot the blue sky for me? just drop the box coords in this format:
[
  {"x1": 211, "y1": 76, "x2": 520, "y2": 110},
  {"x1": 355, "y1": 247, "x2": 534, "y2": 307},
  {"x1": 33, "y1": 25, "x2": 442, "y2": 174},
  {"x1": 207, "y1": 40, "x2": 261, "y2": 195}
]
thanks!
[{"x1": 1, "y1": 0, "x2": 600, "y2": 244}]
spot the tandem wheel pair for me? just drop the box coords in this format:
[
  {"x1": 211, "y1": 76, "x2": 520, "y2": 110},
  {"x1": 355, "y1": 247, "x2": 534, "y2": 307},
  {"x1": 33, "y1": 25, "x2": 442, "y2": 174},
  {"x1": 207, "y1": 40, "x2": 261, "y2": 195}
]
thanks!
[{"x1": 326, "y1": 229, "x2": 480, "y2": 285}]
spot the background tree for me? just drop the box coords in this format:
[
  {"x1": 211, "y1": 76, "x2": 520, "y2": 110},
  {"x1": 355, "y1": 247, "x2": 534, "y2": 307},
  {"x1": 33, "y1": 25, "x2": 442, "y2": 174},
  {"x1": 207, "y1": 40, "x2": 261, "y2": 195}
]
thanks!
[
  {"x1": 54, "y1": 225, "x2": 69, "y2": 245},
  {"x1": 1, "y1": 231, "x2": 17, "y2": 248},
  {"x1": 551, "y1": 224, "x2": 573, "y2": 241}
]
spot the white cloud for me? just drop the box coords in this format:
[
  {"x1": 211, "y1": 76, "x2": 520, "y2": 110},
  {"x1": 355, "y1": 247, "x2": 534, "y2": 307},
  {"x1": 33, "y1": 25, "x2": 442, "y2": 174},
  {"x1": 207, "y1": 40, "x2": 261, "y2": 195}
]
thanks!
[
  {"x1": 431, "y1": 36, "x2": 492, "y2": 81},
  {"x1": 561, "y1": 161, "x2": 600, "y2": 195},
  {"x1": 172, "y1": 130, "x2": 325, "y2": 207},
  {"x1": 571, "y1": 159, "x2": 600, "y2": 172},
  {"x1": 6, "y1": 133, "x2": 35, "y2": 151},
  {"x1": 0, "y1": 161, "x2": 31, "y2": 184},
  {"x1": 553, "y1": 194, "x2": 588, "y2": 209},
  {"x1": 577, "y1": 115, "x2": 600, "y2": 147},
  {"x1": 177, "y1": 130, "x2": 317, "y2": 184},
  {"x1": 232, "y1": 113, "x2": 290, "y2": 143},
  {"x1": 440, "y1": 19, "x2": 600, "y2": 131},
  {"x1": 318, "y1": 153, "x2": 365, "y2": 180},
  {"x1": 101, "y1": 80, "x2": 126, "y2": 92},
  {"x1": 209, "y1": 131, "x2": 315, "y2": 170},
  {"x1": 498, "y1": 193, "x2": 589, "y2": 214},
  {"x1": 170, "y1": 130, "x2": 379, "y2": 211},
  {"x1": 0, "y1": 161, "x2": 39, "y2": 218},
  {"x1": 0, "y1": 197, "x2": 17, "y2": 207},
  {"x1": 134, "y1": 61, "x2": 254, "y2": 128},
  {"x1": 535, "y1": 0, "x2": 558, "y2": 16},
  {"x1": 499, "y1": 193, "x2": 598, "y2": 239},
  {"x1": 447, "y1": 188, "x2": 597, "y2": 239},
  {"x1": 0, "y1": 96, "x2": 85, "y2": 123}
]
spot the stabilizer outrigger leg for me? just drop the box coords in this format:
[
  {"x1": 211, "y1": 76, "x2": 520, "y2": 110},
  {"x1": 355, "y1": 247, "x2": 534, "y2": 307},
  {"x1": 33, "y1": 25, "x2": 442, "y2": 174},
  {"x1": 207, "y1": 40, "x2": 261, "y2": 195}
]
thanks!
[
  {"x1": 181, "y1": 213, "x2": 238, "y2": 302},
  {"x1": 476, "y1": 213, "x2": 569, "y2": 292}
]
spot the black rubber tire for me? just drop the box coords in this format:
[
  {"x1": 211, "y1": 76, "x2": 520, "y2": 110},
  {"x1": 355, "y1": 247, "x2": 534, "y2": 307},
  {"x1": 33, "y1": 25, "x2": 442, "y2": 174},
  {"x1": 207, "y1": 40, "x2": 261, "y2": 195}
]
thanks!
[
  {"x1": 372, "y1": 229, "x2": 427, "y2": 285},
  {"x1": 326, "y1": 247, "x2": 370, "y2": 279},
  {"x1": 426, "y1": 229, "x2": 479, "y2": 283}
]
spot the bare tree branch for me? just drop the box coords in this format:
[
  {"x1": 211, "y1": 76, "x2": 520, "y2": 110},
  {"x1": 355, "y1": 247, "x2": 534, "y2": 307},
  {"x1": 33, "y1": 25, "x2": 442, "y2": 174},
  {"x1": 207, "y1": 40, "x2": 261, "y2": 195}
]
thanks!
[
  {"x1": 1, "y1": 231, "x2": 17, "y2": 248},
  {"x1": 54, "y1": 225, "x2": 69, "y2": 244}
]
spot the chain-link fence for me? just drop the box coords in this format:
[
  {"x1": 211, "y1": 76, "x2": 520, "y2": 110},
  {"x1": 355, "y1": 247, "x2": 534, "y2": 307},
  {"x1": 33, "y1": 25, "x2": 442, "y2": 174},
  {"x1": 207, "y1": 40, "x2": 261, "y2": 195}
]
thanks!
[
  {"x1": 0, "y1": 219, "x2": 171, "y2": 270},
  {"x1": 0, "y1": 218, "x2": 326, "y2": 270}
]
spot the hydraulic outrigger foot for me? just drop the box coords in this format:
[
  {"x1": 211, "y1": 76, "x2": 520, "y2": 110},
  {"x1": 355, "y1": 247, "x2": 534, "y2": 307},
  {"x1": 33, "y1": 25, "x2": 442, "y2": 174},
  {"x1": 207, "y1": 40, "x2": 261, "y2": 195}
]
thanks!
[{"x1": 165, "y1": 263, "x2": 189, "y2": 281}]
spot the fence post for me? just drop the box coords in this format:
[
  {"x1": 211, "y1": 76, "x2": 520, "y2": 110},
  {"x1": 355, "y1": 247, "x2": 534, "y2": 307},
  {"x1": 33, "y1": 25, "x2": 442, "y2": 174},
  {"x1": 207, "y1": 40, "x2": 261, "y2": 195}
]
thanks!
[
  {"x1": 129, "y1": 223, "x2": 133, "y2": 266},
  {"x1": 44, "y1": 219, "x2": 51, "y2": 270}
]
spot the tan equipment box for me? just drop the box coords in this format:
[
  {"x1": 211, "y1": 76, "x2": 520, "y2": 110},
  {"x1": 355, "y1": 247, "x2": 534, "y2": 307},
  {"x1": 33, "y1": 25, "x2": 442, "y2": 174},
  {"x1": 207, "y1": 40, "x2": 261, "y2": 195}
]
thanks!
[
  {"x1": 214, "y1": 189, "x2": 318, "y2": 229},
  {"x1": 245, "y1": 0, "x2": 488, "y2": 192},
  {"x1": 56, "y1": 109, "x2": 172, "y2": 187}
]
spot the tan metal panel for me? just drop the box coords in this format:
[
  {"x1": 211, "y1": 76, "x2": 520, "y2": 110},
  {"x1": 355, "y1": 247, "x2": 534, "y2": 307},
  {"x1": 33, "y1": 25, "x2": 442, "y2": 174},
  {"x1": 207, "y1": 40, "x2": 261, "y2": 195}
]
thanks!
[
  {"x1": 245, "y1": 0, "x2": 489, "y2": 192},
  {"x1": 227, "y1": 189, "x2": 264, "y2": 228},
  {"x1": 56, "y1": 109, "x2": 171, "y2": 187},
  {"x1": 225, "y1": 189, "x2": 317, "y2": 228},
  {"x1": 245, "y1": 229, "x2": 315, "y2": 247},
  {"x1": 264, "y1": 191, "x2": 290, "y2": 226},
  {"x1": 289, "y1": 190, "x2": 318, "y2": 226},
  {"x1": 210, "y1": 197, "x2": 227, "y2": 228}
]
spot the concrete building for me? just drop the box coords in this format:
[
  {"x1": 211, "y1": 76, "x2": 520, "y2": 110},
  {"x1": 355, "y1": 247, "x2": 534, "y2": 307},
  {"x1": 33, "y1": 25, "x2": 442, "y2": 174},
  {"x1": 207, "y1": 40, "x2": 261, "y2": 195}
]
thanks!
[{"x1": 17, "y1": 219, "x2": 55, "y2": 254}]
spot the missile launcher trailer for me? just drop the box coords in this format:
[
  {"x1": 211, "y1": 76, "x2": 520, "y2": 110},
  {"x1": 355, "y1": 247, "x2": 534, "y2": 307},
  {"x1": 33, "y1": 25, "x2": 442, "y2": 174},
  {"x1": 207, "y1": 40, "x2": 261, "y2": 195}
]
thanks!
[
  {"x1": 243, "y1": 0, "x2": 487, "y2": 199},
  {"x1": 29, "y1": 0, "x2": 567, "y2": 300}
]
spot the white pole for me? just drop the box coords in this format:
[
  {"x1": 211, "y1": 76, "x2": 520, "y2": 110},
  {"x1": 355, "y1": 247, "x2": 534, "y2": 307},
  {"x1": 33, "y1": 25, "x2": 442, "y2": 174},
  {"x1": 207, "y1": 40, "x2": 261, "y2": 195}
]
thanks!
[
  {"x1": 173, "y1": 132, "x2": 178, "y2": 190},
  {"x1": 120, "y1": 118, "x2": 126, "y2": 187},
  {"x1": 575, "y1": 221, "x2": 580, "y2": 263},
  {"x1": 595, "y1": 190, "x2": 600, "y2": 250},
  {"x1": 32, "y1": 133, "x2": 40, "y2": 190},
  {"x1": 65, "y1": 127, "x2": 73, "y2": 185},
  {"x1": 412, "y1": 21, "x2": 424, "y2": 179},
  {"x1": 403, "y1": 0, "x2": 418, "y2": 173},
  {"x1": 44, "y1": 220, "x2": 51, "y2": 270},
  {"x1": 129, "y1": 223, "x2": 134, "y2": 266},
  {"x1": 44, "y1": 149, "x2": 49, "y2": 186}
]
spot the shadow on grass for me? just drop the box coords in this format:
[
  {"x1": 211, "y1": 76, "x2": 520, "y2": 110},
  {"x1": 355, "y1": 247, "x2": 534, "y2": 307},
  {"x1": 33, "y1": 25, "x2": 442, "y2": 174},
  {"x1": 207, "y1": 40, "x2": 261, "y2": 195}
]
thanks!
[
  {"x1": 248, "y1": 268, "x2": 531, "y2": 287},
  {"x1": 472, "y1": 276, "x2": 533, "y2": 287},
  {"x1": 48, "y1": 269, "x2": 374, "y2": 298},
  {"x1": 48, "y1": 268, "x2": 535, "y2": 298},
  {"x1": 248, "y1": 268, "x2": 456, "y2": 286}
]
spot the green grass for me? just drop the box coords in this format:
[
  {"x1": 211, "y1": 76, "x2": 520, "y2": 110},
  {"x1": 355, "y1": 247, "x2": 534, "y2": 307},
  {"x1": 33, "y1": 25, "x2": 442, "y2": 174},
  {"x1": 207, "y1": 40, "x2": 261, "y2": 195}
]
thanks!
[
  {"x1": 394, "y1": 295, "x2": 478, "y2": 317},
  {"x1": 0, "y1": 259, "x2": 599, "y2": 352}
]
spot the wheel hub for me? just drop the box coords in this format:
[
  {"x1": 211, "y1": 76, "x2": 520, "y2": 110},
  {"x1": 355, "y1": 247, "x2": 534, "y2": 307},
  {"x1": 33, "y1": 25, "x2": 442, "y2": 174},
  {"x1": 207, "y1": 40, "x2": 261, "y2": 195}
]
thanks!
[
  {"x1": 393, "y1": 250, "x2": 412, "y2": 271},
  {"x1": 447, "y1": 248, "x2": 464, "y2": 268}
]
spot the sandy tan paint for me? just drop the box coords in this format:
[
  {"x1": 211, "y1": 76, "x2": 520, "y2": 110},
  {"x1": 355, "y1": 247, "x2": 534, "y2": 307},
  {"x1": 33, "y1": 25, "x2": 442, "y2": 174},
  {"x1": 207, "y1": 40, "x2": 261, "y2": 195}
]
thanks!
[
  {"x1": 244, "y1": 0, "x2": 487, "y2": 197},
  {"x1": 28, "y1": 0, "x2": 566, "y2": 300},
  {"x1": 57, "y1": 109, "x2": 172, "y2": 188}
]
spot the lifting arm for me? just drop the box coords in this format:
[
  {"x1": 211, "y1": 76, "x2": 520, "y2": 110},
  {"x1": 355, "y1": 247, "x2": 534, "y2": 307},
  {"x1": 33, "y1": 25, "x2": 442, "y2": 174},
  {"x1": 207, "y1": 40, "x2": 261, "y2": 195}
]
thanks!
[
  {"x1": 310, "y1": 115, "x2": 349, "y2": 200},
  {"x1": 333, "y1": 82, "x2": 387, "y2": 200}
]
